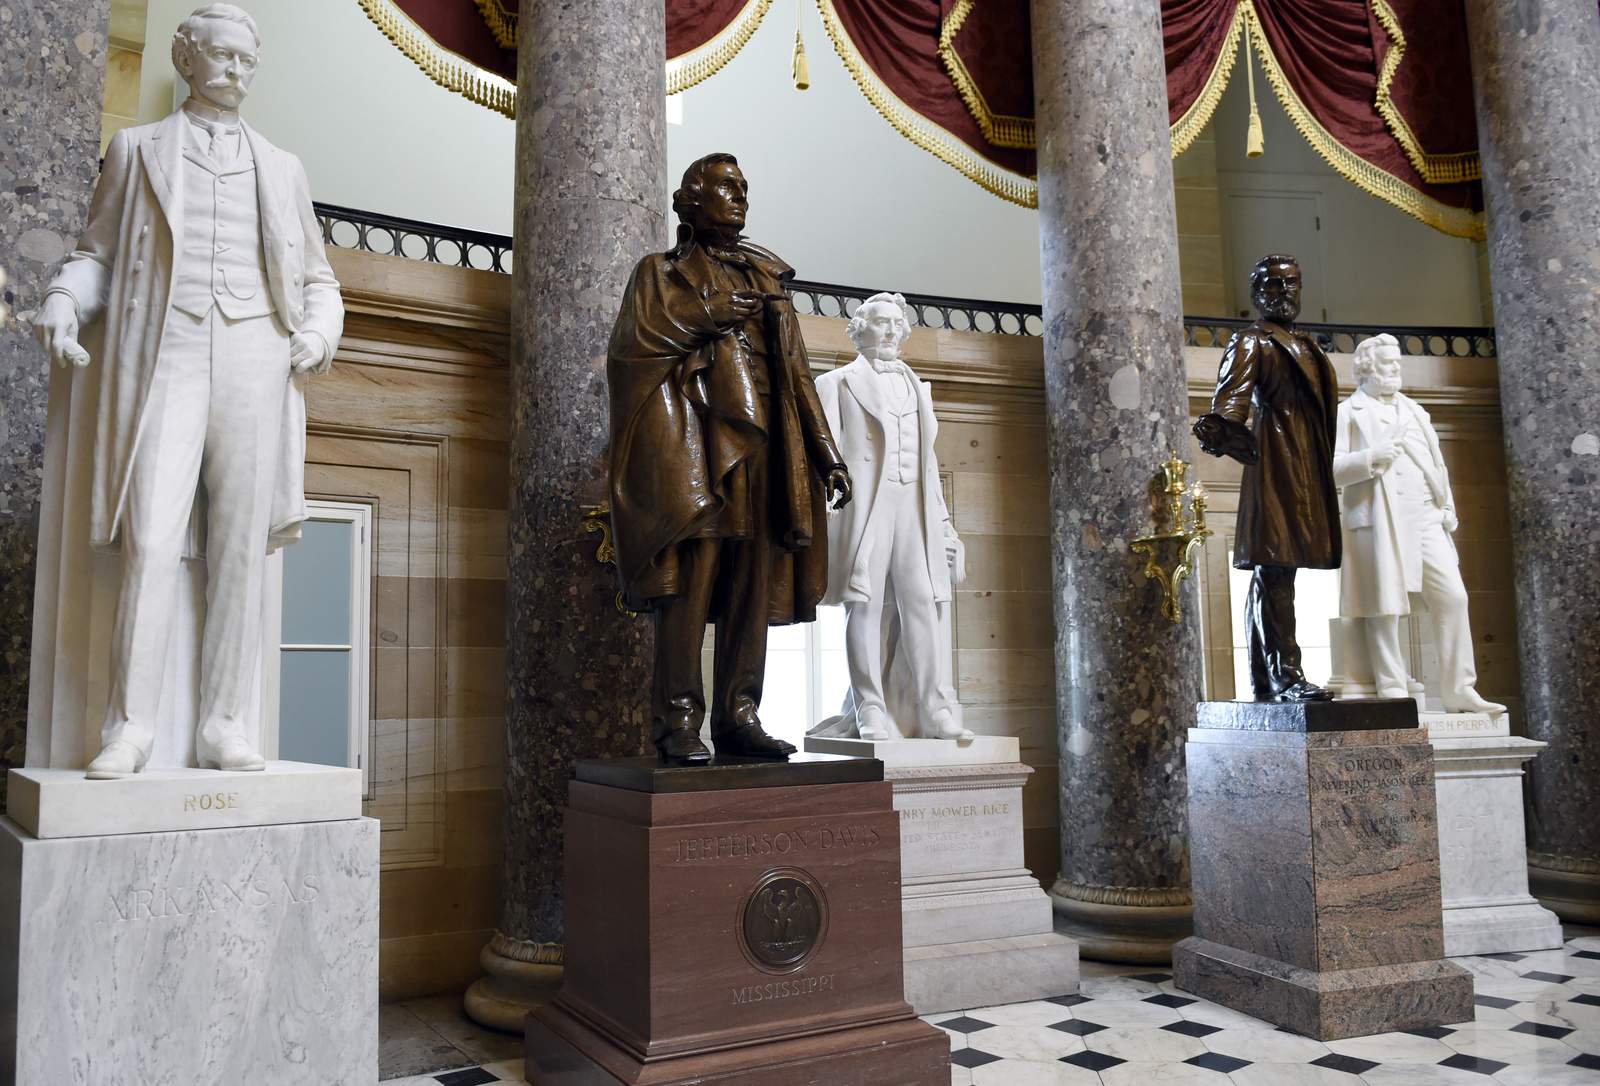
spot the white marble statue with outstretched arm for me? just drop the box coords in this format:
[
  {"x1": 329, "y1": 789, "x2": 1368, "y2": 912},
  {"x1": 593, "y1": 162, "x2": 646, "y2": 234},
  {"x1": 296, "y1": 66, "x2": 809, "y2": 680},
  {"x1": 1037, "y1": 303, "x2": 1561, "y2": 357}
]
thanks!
[
  {"x1": 810, "y1": 292, "x2": 971, "y2": 741},
  {"x1": 1333, "y1": 334, "x2": 1503, "y2": 715},
  {"x1": 30, "y1": 4, "x2": 343, "y2": 778}
]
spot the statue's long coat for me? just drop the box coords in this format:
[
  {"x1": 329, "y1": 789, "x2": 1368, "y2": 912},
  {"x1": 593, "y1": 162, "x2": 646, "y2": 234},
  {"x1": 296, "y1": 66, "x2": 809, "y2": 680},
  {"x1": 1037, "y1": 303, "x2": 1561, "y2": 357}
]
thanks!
[
  {"x1": 44, "y1": 111, "x2": 344, "y2": 555},
  {"x1": 605, "y1": 237, "x2": 842, "y2": 622},
  {"x1": 1203, "y1": 320, "x2": 1342, "y2": 571}
]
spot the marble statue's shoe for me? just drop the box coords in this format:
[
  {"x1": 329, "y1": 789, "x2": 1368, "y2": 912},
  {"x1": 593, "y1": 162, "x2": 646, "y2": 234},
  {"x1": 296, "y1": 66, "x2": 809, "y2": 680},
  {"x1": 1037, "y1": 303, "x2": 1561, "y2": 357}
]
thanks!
[
  {"x1": 1442, "y1": 689, "x2": 1507, "y2": 716},
  {"x1": 655, "y1": 726, "x2": 712, "y2": 765},
  {"x1": 1376, "y1": 686, "x2": 1412, "y2": 700},
  {"x1": 85, "y1": 739, "x2": 148, "y2": 780},
  {"x1": 930, "y1": 708, "x2": 975, "y2": 742},
  {"x1": 1272, "y1": 679, "x2": 1334, "y2": 703},
  {"x1": 202, "y1": 738, "x2": 266, "y2": 772},
  {"x1": 713, "y1": 723, "x2": 796, "y2": 760},
  {"x1": 857, "y1": 706, "x2": 893, "y2": 742}
]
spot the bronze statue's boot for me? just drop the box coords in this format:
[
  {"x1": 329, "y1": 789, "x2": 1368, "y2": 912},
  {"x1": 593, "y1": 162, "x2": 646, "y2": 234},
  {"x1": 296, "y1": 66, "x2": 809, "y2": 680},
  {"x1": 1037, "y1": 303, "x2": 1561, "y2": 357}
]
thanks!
[
  {"x1": 712, "y1": 700, "x2": 795, "y2": 760},
  {"x1": 654, "y1": 695, "x2": 711, "y2": 765},
  {"x1": 713, "y1": 723, "x2": 796, "y2": 759},
  {"x1": 656, "y1": 726, "x2": 712, "y2": 765},
  {"x1": 1273, "y1": 678, "x2": 1334, "y2": 703}
]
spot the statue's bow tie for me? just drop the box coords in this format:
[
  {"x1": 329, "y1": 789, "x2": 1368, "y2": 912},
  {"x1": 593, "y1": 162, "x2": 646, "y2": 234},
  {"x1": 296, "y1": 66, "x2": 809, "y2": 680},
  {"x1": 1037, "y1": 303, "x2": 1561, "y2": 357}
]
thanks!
[
  {"x1": 706, "y1": 246, "x2": 750, "y2": 268},
  {"x1": 870, "y1": 359, "x2": 910, "y2": 376}
]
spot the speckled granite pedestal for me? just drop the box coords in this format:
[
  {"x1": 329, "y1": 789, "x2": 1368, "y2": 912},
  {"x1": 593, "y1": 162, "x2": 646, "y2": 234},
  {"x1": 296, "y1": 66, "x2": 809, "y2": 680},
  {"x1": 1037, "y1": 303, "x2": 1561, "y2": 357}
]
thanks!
[
  {"x1": 804, "y1": 736, "x2": 1080, "y2": 1013},
  {"x1": 1426, "y1": 714, "x2": 1563, "y2": 956},
  {"x1": 1173, "y1": 700, "x2": 1473, "y2": 1040},
  {"x1": 0, "y1": 813, "x2": 378, "y2": 1084}
]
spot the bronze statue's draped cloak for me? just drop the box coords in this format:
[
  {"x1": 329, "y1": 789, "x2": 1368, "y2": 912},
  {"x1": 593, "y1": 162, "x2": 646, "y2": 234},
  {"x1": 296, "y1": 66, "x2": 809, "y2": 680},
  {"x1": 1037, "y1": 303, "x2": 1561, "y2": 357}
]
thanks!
[
  {"x1": 606, "y1": 236, "x2": 843, "y2": 622},
  {"x1": 1198, "y1": 320, "x2": 1342, "y2": 571}
]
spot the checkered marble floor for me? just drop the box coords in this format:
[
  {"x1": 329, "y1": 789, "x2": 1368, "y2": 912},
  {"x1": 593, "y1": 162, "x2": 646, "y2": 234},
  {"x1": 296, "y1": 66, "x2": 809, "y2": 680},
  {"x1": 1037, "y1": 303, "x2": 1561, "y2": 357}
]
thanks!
[{"x1": 381, "y1": 931, "x2": 1600, "y2": 1085}]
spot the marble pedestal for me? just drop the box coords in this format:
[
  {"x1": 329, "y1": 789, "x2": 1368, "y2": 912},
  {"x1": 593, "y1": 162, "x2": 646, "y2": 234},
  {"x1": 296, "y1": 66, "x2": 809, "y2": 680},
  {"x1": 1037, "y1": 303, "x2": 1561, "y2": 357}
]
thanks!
[
  {"x1": 1173, "y1": 700, "x2": 1474, "y2": 1040},
  {"x1": 526, "y1": 755, "x2": 949, "y2": 1084},
  {"x1": 803, "y1": 736, "x2": 1080, "y2": 1013},
  {"x1": 0, "y1": 767, "x2": 377, "y2": 1085},
  {"x1": 1424, "y1": 714, "x2": 1563, "y2": 956}
]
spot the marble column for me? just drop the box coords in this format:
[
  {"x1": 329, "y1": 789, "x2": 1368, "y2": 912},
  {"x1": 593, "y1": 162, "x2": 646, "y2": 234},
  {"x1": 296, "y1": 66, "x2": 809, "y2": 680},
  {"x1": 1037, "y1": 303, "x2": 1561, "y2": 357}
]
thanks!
[
  {"x1": 1031, "y1": 0, "x2": 1202, "y2": 962},
  {"x1": 463, "y1": 1, "x2": 667, "y2": 1030},
  {"x1": 1463, "y1": 0, "x2": 1600, "y2": 924},
  {"x1": 0, "y1": 3, "x2": 109, "y2": 799}
]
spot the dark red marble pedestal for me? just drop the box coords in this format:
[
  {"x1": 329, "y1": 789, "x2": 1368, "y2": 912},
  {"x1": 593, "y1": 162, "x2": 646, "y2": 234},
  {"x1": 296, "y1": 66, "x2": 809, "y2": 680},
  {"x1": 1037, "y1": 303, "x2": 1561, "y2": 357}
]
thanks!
[{"x1": 525, "y1": 755, "x2": 950, "y2": 1084}]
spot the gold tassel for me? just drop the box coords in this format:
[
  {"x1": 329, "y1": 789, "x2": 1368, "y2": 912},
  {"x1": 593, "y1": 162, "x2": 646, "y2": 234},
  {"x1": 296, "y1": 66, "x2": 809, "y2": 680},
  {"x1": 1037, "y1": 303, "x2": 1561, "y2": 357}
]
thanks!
[
  {"x1": 793, "y1": 29, "x2": 810, "y2": 89},
  {"x1": 792, "y1": 0, "x2": 810, "y2": 90},
  {"x1": 1244, "y1": 28, "x2": 1264, "y2": 157}
]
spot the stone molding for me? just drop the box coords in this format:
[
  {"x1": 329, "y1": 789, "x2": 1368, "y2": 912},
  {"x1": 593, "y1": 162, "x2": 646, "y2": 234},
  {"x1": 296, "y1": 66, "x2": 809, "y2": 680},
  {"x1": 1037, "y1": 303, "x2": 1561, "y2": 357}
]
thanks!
[
  {"x1": 490, "y1": 929, "x2": 564, "y2": 966},
  {"x1": 886, "y1": 762, "x2": 1034, "y2": 793},
  {"x1": 1528, "y1": 850, "x2": 1600, "y2": 876},
  {"x1": 1051, "y1": 876, "x2": 1193, "y2": 908}
]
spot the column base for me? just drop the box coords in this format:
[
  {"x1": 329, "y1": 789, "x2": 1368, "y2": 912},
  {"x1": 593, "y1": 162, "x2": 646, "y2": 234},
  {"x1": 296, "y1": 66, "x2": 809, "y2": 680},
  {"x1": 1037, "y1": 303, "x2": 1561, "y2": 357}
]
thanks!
[
  {"x1": 464, "y1": 934, "x2": 564, "y2": 1033},
  {"x1": 1174, "y1": 936, "x2": 1474, "y2": 1041},
  {"x1": 1529, "y1": 855, "x2": 1600, "y2": 925},
  {"x1": 1049, "y1": 881, "x2": 1192, "y2": 964}
]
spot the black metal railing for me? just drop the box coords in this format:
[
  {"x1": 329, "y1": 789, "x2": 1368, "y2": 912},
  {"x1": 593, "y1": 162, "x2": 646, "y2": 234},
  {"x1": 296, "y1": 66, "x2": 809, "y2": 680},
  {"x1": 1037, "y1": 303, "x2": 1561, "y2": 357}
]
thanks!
[
  {"x1": 316, "y1": 203, "x2": 512, "y2": 274},
  {"x1": 314, "y1": 202, "x2": 1496, "y2": 357},
  {"x1": 1184, "y1": 316, "x2": 1496, "y2": 360}
]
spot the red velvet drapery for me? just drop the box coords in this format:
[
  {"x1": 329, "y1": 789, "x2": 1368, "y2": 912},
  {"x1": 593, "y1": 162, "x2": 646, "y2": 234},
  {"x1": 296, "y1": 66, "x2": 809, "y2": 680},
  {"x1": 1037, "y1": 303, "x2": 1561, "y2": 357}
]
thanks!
[
  {"x1": 865, "y1": 0, "x2": 1483, "y2": 234},
  {"x1": 360, "y1": 0, "x2": 1486, "y2": 235},
  {"x1": 357, "y1": 0, "x2": 777, "y2": 115}
]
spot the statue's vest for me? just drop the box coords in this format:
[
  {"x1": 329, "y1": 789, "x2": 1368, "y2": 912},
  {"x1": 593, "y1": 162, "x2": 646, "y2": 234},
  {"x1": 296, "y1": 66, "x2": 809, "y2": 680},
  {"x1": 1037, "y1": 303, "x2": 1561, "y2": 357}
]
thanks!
[
  {"x1": 884, "y1": 380, "x2": 920, "y2": 484},
  {"x1": 171, "y1": 133, "x2": 275, "y2": 322}
]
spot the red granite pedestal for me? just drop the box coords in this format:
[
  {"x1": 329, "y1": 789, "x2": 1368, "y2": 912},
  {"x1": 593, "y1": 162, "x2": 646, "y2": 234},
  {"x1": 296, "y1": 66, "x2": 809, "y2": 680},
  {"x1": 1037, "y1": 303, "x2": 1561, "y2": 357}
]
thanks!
[{"x1": 525, "y1": 755, "x2": 950, "y2": 1085}]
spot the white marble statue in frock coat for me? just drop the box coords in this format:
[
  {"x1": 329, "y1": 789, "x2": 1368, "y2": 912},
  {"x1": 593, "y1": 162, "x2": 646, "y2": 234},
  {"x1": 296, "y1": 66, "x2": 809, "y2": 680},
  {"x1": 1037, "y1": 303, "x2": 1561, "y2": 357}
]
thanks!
[
  {"x1": 811, "y1": 292, "x2": 971, "y2": 741},
  {"x1": 1333, "y1": 334, "x2": 1503, "y2": 714},
  {"x1": 29, "y1": 4, "x2": 344, "y2": 778}
]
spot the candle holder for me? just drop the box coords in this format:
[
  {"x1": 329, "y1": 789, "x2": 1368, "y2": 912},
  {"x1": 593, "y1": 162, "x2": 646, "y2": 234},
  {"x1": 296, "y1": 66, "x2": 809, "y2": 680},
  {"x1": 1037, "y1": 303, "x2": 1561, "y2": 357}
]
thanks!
[{"x1": 1130, "y1": 453, "x2": 1212, "y2": 623}]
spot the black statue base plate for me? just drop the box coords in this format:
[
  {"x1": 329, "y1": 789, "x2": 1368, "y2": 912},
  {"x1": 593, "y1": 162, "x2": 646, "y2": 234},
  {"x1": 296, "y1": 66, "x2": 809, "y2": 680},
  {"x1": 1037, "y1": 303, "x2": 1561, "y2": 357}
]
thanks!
[
  {"x1": 1196, "y1": 698, "x2": 1419, "y2": 734},
  {"x1": 574, "y1": 752, "x2": 884, "y2": 793}
]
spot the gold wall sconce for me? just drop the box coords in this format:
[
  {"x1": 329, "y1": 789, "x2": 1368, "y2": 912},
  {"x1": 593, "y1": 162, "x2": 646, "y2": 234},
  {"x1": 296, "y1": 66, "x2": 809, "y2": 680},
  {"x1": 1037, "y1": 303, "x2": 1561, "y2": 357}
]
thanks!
[
  {"x1": 1130, "y1": 453, "x2": 1212, "y2": 623},
  {"x1": 581, "y1": 504, "x2": 636, "y2": 615}
]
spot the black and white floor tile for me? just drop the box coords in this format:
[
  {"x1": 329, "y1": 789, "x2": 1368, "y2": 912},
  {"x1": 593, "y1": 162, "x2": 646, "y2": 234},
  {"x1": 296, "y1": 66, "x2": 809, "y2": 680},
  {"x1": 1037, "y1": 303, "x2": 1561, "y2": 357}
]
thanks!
[{"x1": 381, "y1": 932, "x2": 1600, "y2": 1085}]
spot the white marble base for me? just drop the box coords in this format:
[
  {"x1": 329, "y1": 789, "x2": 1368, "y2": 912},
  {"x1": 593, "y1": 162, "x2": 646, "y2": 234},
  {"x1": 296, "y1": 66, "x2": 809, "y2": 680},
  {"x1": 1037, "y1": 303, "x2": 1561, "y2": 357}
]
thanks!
[
  {"x1": 905, "y1": 931, "x2": 1080, "y2": 1015},
  {"x1": 1421, "y1": 711, "x2": 1509, "y2": 739},
  {"x1": 815, "y1": 738, "x2": 1078, "y2": 1012},
  {"x1": 0, "y1": 815, "x2": 378, "y2": 1084},
  {"x1": 7, "y1": 761, "x2": 361, "y2": 838},
  {"x1": 804, "y1": 734, "x2": 1019, "y2": 767},
  {"x1": 1431, "y1": 734, "x2": 1563, "y2": 957},
  {"x1": 1441, "y1": 902, "x2": 1564, "y2": 957}
]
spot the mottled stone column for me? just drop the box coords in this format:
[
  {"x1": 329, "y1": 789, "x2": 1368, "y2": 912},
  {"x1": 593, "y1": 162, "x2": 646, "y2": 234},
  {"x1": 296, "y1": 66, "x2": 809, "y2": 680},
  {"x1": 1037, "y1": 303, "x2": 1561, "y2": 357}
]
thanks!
[
  {"x1": 1463, "y1": 0, "x2": 1600, "y2": 923},
  {"x1": 0, "y1": 3, "x2": 109, "y2": 797},
  {"x1": 464, "y1": 1, "x2": 666, "y2": 1030},
  {"x1": 1031, "y1": 0, "x2": 1202, "y2": 962}
]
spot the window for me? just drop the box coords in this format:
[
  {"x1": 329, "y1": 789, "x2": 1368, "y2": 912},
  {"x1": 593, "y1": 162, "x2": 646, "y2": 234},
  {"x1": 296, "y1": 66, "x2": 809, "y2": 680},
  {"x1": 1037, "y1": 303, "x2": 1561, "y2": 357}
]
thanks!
[
  {"x1": 698, "y1": 606, "x2": 852, "y2": 751},
  {"x1": 266, "y1": 500, "x2": 372, "y2": 786},
  {"x1": 1227, "y1": 565, "x2": 1341, "y2": 695}
]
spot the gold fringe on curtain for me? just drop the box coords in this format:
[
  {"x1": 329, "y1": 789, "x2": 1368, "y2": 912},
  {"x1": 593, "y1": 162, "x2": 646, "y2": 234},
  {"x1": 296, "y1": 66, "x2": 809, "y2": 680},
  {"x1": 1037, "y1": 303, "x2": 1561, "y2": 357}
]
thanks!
[
  {"x1": 938, "y1": 0, "x2": 1035, "y2": 149},
  {"x1": 356, "y1": 0, "x2": 517, "y2": 117},
  {"x1": 815, "y1": 0, "x2": 1038, "y2": 207},
  {"x1": 1368, "y1": 0, "x2": 1481, "y2": 185},
  {"x1": 1170, "y1": 2, "x2": 1248, "y2": 158},
  {"x1": 356, "y1": 0, "x2": 775, "y2": 118},
  {"x1": 666, "y1": 0, "x2": 775, "y2": 95},
  {"x1": 474, "y1": 0, "x2": 517, "y2": 50},
  {"x1": 1240, "y1": 0, "x2": 1484, "y2": 239}
]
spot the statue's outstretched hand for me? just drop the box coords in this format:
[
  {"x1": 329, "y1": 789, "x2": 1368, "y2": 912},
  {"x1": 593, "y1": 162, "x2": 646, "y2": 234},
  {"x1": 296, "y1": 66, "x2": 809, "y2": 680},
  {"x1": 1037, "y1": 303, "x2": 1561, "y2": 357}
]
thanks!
[
  {"x1": 825, "y1": 465, "x2": 852, "y2": 510},
  {"x1": 35, "y1": 293, "x2": 89, "y2": 368}
]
